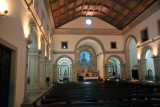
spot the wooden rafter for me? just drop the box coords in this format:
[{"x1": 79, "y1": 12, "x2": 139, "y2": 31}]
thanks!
[
  {"x1": 116, "y1": 0, "x2": 145, "y2": 28},
  {"x1": 81, "y1": 0, "x2": 85, "y2": 15},
  {"x1": 73, "y1": 0, "x2": 77, "y2": 18},
  {"x1": 66, "y1": 0, "x2": 68, "y2": 22},
  {"x1": 98, "y1": 0, "x2": 106, "y2": 16},
  {"x1": 57, "y1": 0, "x2": 60, "y2": 27},
  {"x1": 106, "y1": 0, "x2": 117, "y2": 17},
  {"x1": 110, "y1": 0, "x2": 131, "y2": 23},
  {"x1": 92, "y1": 0, "x2": 99, "y2": 16},
  {"x1": 86, "y1": 0, "x2": 92, "y2": 16}
]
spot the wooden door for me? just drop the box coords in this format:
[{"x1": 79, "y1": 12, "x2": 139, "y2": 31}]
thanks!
[
  {"x1": 132, "y1": 70, "x2": 139, "y2": 80},
  {"x1": 0, "y1": 44, "x2": 12, "y2": 107}
]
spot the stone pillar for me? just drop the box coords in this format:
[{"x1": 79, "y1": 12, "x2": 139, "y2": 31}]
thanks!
[
  {"x1": 37, "y1": 50, "x2": 41, "y2": 93},
  {"x1": 23, "y1": 38, "x2": 32, "y2": 102},
  {"x1": 28, "y1": 49, "x2": 41, "y2": 93},
  {"x1": 120, "y1": 64, "x2": 126, "y2": 79},
  {"x1": 50, "y1": 57, "x2": 53, "y2": 85},
  {"x1": 40, "y1": 55, "x2": 46, "y2": 89},
  {"x1": 153, "y1": 56, "x2": 160, "y2": 81},
  {"x1": 138, "y1": 59, "x2": 146, "y2": 80},
  {"x1": 72, "y1": 65, "x2": 77, "y2": 81},
  {"x1": 125, "y1": 50, "x2": 131, "y2": 79},
  {"x1": 46, "y1": 58, "x2": 50, "y2": 86},
  {"x1": 103, "y1": 64, "x2": 108, "y2": 80},
  {"x1": 53, "y1": 64, "x2": 57, "y2": 82}
]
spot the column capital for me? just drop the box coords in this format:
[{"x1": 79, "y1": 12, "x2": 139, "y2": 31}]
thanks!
[
  {"x1": 138, "y1": 59, "x2": 147, "y2": 62},
  {"x1": 38, "y1": 50, "x2": 42, "y2": 54},
  {"x1": 25, "y1": 38, "x2": 32, "y2": 45},
  {"x1": 152, "y1": 56, "x2": 160, "y2": 60}
]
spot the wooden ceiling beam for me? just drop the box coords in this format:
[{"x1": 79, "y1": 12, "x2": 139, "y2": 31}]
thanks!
[
  {"x1": 73, "y1": 0, "x2": 77, "y2": 18},
  {"x1": 110, "y1": 0, "x2": 131, "y2": 23},
  {"x1": 66, "y1": 0, "x2": 68, "y2": 22},
  {"x1": 57, "y1": 0, "x2": 60, "y2": 27},
  {"x1": 92, "y1": 0, "x2": 99, "y2": 16},
  {"x1": 86, "y1": 0, "x2": 92, "y2": 16},
  {"x1": 98, "y1": 0, "x2": 106, "y2": 16},
  {"x1": 106, "y1": 0, "x2": 117, "y2": 17},
  {"x1": 116, "y1": 0, "x2": 144, "y2": 29},
  {"x1": 115, "y1": 0, "x2": 132, "y2": 11},
  {"x1": 81, "y1": 0, "x2": 85, "y2": 15}
]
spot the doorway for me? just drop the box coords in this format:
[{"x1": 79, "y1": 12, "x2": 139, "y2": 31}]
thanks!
[
  {"x1": 0, "y1": 44, "x2": 12, "y2": 107},
  {"x1": 132, "y1": 70, "x2": 139, "y2": 79}
]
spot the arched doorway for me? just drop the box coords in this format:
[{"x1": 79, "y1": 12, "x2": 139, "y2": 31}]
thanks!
[
  {"x1": 75, "y1": 37, "x2": 104, "y2": 80},
  {"x1": 57, "y1": 57, "x2": 73, "y2": 82},
  {"x1": 141, "y1": 47, "x2": 155, "y2": 80},
  {"x1": 125, "y1": 36, "x2": 138, "y2": 79},
  {"x1": 107, "y1": 57, "x2": 121, "y2": 79}
]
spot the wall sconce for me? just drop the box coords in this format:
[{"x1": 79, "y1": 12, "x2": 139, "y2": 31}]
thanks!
[
  {"x1": 0, "y1": 10, "x2": 8, "y2": 15},
  {"x1": 137, "y1": 52, "x2": 141, "y2": 60},
  {"x1": 153, "y1": 49, "x2": 158, "y2": 56},
  {"x1": 0, "y1": 1, "x2": 8, "y2": 16}
]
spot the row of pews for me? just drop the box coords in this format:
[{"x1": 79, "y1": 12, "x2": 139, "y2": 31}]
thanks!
[{"x1": 37, "y1": 80, "x2": 160, "y2": 107}]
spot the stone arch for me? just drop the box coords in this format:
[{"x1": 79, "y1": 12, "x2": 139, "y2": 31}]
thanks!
[
  {"x1": 140, "y1": 45, "x2": 155, "y2": 80},
  {"x1": 125, "y1": 35, "x2": 137, "y2": 49},
  {"x1": 106, "y1": 55, "x2": 123, "y2": 65},
  {"x1": 55, "y1": 55, "x2": 74, "y2": 65},
  {"x1": 55, "y1": 55, "x2": 75, "y2": 82},
  {"x1": 125, "y1": 35, "x2": 138, "y2": 80},
  {"x1": 141, "y1": 45, "x2": 154, "y2": 60},
  {"x1": 106, "y1": 55, "x2": 123, "y2": 79},
  {"x1": 74, "y1": 36, "x2": 105, "y2": 52}
]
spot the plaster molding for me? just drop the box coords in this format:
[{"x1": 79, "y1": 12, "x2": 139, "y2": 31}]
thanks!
[
  {"x1": 105, "y1": 51, "x2": 125, "y2": 54},
  {"x1": 53, "y1": 50, "x2": 125, "y2": 55},
  {"x1": 136, "y1": 35, "x2": 160, "y2": 48},
  {"x1": 53, "y1": 51, "x2": 75, "y2": 54},
  {"x1": 21, "y1": 0, "x2": 51, "y2": 47},
  {"x1": 122, "y1": 0, "x2": 160, "y2": 34},
  {"x1": 54, "y1": 28, "x2": 122, "y2": 35}
]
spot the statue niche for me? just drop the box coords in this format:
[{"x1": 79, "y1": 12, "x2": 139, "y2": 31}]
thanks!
[{"x1": 80, "y1": 53, "x2": 89, "y2": 73}]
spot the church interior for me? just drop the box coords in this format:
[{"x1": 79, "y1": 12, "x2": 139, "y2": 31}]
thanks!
[{"x1": 1, "y1": 0, "x2": 160, "y2": 106}]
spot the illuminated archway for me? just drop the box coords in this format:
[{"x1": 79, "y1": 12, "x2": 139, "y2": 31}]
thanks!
[{"x1": 57, "y1": 57, "x2": 73, "y2": 82}]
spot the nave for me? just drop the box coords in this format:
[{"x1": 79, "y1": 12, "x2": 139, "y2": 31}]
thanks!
[{"x1": 35, "y1": 80, "x2": 160, "y2": 107}]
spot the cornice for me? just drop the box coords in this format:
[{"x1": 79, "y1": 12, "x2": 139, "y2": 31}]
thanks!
[
  {"x1": 53, "y1": 51, "x2": 75, "y2": 54},
  {"x1": 105, "y1": 51, "x2": 125, "y2": 54},
  {"x1": 54, "y1": 28, "x2": 122, "y2": 35},
  {"x1": 21, "y1": 0, "x2": 51, "y2": 47},
  {"x1": 53, "y1": 50, "x2": 125, "y2": 54}
]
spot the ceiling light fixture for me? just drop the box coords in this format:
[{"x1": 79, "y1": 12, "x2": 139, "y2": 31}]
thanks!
[{"x1": 85, "y1": 19, "x2": 92, "y2": 25}]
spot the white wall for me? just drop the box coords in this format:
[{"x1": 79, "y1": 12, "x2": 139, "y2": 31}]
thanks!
[
  {"x1": 146, "y1": 50, "x2": 155, "y2": 79},
  {"x1": 129, "y1": 38, "x2": 138, "y2": 76},
  {"x1": 0, "y1": 0, "x2": 52, "y2": 106},
  {"x1": 53, "y1": 34, "x2": 124, "y2": 51},
  {"x1": 60, "y1": 17, "x2": 117, "y2": 30}
]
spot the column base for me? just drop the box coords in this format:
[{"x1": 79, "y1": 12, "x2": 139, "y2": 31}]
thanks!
[
  {"x1": 40, "y1": 83, "x2": 47, "y2": 90},
  {"x1": 23, "y1": 92, "x2": 29, "y2": 102},
  {"x1": 27, "y1": 86, "x2": 41, "y2": 94}
]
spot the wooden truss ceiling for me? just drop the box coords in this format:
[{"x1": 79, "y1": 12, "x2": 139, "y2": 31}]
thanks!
[{"x1": 49, "y1": 0, "x2": 157, "y2": 30}]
